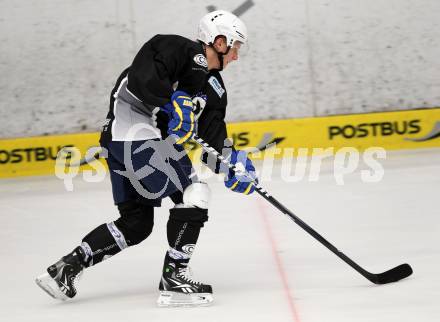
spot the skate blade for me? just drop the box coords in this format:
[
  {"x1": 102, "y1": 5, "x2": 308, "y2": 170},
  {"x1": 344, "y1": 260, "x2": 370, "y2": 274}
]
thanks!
[
  {"x1": 35, "y1": 273, "x2": 68, "y2": 301},
  {"x1": 157, "y1": 291, "x2": 213, "y2": 307}
]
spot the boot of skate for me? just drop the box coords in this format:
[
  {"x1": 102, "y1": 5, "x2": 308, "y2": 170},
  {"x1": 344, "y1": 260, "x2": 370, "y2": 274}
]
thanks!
[
  {"x1": 35, "y1": 247, "x2": 88, "y2": 300},
  {"x1": 157, "y1": 251, "x2": 213, "y2": 307}
]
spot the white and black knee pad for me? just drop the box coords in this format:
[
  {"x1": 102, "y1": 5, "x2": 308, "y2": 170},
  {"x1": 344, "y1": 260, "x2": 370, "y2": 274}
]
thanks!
[
  {"x1": 168, "y1": 182, "x2": 210, "y2": 240},
  {"x1": 182, "y1": 182, "x2": 211, "y2": 209}
]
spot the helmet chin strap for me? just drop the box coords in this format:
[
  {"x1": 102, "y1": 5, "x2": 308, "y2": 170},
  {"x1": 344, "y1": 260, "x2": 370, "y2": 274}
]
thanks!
[{"x1": 212, "y1": 45, "x2": 230, "y2": 71}]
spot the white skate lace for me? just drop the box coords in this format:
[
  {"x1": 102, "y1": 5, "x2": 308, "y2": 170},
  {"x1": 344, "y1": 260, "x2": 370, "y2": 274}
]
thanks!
[
  {"x1": 69, "y1": 269, "x2": 83, "y2": 291},
  {"x1": 176, "y1": 267, "x2": 201, "y2": 285},
  {"x1": 75, "y1": 270, "x2": 83, "y2": 284}
]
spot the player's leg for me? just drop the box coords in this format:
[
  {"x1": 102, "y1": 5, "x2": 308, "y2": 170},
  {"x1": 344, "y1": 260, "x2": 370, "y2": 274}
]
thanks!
[
  {"x1": 35, "y1": 201, "x2": 155, "y2": 300},
  {"x1": 113, "y1": 139, "x2": 214, "y2": 306},
  {"x1": 157, "y1": 181, "x2": 214, "y2": 307},
  {"x1": 35, "y1": 142, "x2": 156, "y2": 300}
]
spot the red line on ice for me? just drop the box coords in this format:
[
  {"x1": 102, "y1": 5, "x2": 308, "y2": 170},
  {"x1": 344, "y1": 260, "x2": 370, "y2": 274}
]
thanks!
[{"x1": 257, "y1": 198, "x2": 302, "y2": 322}]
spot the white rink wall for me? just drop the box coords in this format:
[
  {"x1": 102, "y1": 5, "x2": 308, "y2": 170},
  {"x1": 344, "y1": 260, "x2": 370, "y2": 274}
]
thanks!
[{"x1": 1, "y1": 0, "x2": 440, "y2": 138}]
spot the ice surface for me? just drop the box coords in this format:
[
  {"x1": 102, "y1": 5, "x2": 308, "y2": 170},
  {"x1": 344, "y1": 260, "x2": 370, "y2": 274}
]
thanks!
[{"x1": 0, "y1": 149, "x2": 439, "y2": 322}]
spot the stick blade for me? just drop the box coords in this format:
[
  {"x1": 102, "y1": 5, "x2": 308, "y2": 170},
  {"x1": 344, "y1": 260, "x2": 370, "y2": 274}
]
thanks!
[{"x1": 372, "y1": 263, "x2": 413, "y2": 284}]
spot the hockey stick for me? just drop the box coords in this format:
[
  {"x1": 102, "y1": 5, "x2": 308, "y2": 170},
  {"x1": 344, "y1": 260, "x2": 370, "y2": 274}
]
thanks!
[
  {"x1": 75, "y1": 151, "x2": 101, "y2": 167},
  {"x1": 63, "y1": 150, "x2": 102, "y2": 167},
  {"x1": 192, "y1": 135, "x2": 413, "y2": 285}
]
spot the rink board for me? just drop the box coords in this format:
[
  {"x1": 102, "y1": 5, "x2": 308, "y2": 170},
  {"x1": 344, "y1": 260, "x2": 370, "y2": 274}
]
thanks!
[{"x1": 1, "y1": 108, "x2": 439, "y2": 178}]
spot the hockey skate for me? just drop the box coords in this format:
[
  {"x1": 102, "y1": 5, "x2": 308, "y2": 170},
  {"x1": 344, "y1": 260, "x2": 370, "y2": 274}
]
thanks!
[
  {"x1": 157, "y1": 255, "x2": 213, "y2": 307},
  {"x1": 35, "y1": 247, "x2": 85, "y2": 301}
]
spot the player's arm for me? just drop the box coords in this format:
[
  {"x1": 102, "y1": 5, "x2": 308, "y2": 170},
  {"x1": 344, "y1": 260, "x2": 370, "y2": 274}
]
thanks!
[
  {"x1": 127, "y1": 35, "x2": 178, "y2": 107},
  {"x1": 198, "y1": 108, "x2": 258, "y2": 195},
  {"x1": 160, "y1": 40, "x2": 209, "y2": 144},
  {"x1": 161, "y1": 91, "x2": 196, "y2": 144},
  {"x1": 128, "y1": 35, "x2": 207, "y2": 106}
]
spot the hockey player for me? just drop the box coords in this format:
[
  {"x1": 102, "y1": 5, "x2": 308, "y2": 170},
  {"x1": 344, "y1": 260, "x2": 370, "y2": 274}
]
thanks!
[{"x1": 36, "y1": 10, "x2": 258, "y2": 307}]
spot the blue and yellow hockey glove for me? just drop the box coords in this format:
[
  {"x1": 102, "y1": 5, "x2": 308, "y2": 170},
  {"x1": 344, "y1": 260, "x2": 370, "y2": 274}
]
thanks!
[
  {"x1": 224, "y1": 150, "x2": 258, "y2": 195},
  {"x1": 164, "y1": 91, "x2": 195, "y2": 144}
]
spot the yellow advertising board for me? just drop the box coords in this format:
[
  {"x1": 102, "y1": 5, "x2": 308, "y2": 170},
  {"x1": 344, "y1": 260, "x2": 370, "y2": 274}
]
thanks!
[
  {"x1": 231, "y1": 107, "x2": 440, "y2": 151},
  {"x1": 1, "y1": 108, "x2": 439, "y2": 178},
  {"x1": 0, "y1": 132, "x2": 102, "y2": 178}
]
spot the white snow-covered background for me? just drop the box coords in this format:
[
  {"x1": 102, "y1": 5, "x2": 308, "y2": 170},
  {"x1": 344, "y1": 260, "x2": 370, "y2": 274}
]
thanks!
[{"x1": 1, "y1": 0, "x2": 440, "y2": 138}]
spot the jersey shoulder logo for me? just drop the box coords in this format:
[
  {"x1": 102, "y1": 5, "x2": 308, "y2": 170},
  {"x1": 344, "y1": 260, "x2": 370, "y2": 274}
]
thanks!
[
  {"x1": 193, "y1": 54, "x2": 208, "y2": 68},
  {"x1": 208, "y1": 76, "x2": 225, "y2": 98}
]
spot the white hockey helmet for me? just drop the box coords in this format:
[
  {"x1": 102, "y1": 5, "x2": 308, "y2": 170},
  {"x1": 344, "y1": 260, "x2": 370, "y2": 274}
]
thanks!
[{"x1": 197, "y1": 10, "x2": 248, "y2": 48}]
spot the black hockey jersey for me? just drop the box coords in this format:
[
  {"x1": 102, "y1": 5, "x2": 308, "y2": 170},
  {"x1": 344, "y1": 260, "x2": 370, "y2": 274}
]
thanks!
[
  {"x1": 100, "y1": 35, "x2": 230, "y2": 173},
  {"x1": 100, "y1": 35, "x2": 208, "y2": 143},
  {"x1": 127, "y1": 34, "x2": 208, "y2": 107}
]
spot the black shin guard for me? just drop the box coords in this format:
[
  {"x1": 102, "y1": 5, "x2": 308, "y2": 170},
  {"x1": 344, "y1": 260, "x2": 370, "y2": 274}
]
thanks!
[
  {"x1": 81, "y1": 223, "x2": 124, "y2": 266},
  {"x1": 167, "y1": 207, "x2": 208, "y2": 257},
  {"x1": 80, "y1": 201, "x2": 154, "y2": 266}
]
